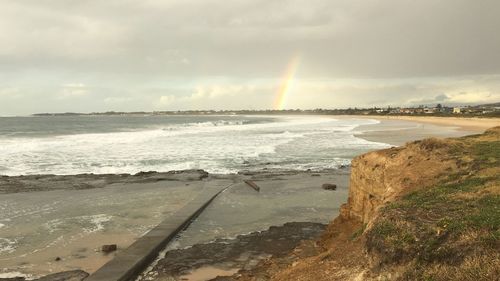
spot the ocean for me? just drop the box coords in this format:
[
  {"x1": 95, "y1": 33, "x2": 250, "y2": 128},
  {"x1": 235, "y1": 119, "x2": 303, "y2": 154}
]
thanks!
[
  {"x1": 0, "y1": 114, "x2": 393, "y2": 277},
  {"x1": 0, "y1": 115, "x2": 389, "y2": 176}
]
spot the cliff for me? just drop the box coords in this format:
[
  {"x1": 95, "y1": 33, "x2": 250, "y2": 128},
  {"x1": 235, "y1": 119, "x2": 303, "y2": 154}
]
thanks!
[
  {"x1": 343, "y1": 137, "x2": 460, "y2": 224},
  {"x1": 235, "y1": 127, "x2": 500, "y2": 281}
]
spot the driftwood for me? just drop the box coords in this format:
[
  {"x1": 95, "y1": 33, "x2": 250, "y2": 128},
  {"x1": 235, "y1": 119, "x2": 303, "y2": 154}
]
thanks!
[{"x1": 244, "y1": 180, "x2": 261, "y2": 192}]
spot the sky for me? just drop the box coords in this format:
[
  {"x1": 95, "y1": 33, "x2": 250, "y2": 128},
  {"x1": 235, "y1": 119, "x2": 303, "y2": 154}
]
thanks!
[{"x1": 0, "y1": 0, "x2": 499, "y2": 115}]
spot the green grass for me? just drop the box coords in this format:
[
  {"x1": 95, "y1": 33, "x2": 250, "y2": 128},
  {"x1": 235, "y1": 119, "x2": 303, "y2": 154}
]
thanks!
[
  {"x1": 367, "y1": 176, "x2": 499, "y2": 267},
  {"x1": 466, "y1": 195, "x2": 500, "y2": 231},
  {"x1": 371, "y1": 221, "x2": 397, "y2": 237},
  {"x1": 471, "y1": 141, "x2": 500, "y2": 166},
  {"x1": 384, "y1": 177, "x2": 493, "y2": 212},
  {"x1": 437, "y1": 218, "x2": 466, "y2": 233},
  {"x1": 350, "y1": 224, "x2": 367, "y2": 240},
  {"x1": 366, "y1": 130, "x2": 500, "y2": 279}
]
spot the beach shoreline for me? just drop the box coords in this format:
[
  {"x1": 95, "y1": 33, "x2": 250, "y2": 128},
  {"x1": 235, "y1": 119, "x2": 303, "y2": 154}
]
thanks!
[
  {"x1": 341, "y1": 115, "x2": 498, "y2": 146},
  {"x1": 349, "y1": 115, "x2": 499, "y2": 132}
]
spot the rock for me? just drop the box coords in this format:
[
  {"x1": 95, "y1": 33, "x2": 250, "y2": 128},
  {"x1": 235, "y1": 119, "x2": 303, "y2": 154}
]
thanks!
[
  {"x1": 134, "y1": 171, "x2": 157, "y2": 176},
  {"x1": 33, "y1": 270, "x2": 89, "y2": 281},
  {"x1": 55, "y1": 256, "x2": 61, "y2": 261},
  {"x1": 101, "y1": 244, "x2": 117, "y2": 253},
  {"x1": 322, "y1": 183, "x2": 337, "y2": 190},
  {"x1": 244, "y1": 180, "x2": 261, "y2": 192},
  {"x1": 346, "y1": 138, "x2": 461, "y2": 223},
  {"x1": 0, "y1": 277, "x2": 25, "y2": 281},
  {"x1": 139, "y1": 222, "x2": 326, "y2": 280}
]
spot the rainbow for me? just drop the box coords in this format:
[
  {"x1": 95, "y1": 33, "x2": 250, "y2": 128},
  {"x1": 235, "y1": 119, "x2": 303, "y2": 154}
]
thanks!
[{"x1": 274, "y1": 56, "x2": 300, "y2": 110}]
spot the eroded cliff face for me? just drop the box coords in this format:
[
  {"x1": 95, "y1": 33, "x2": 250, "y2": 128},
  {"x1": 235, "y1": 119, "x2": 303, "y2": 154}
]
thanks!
[
  {"x1": 235, "y1": 127, "x2": 499, "y2": 281},
  {"x1": 233, "y1": 128, "x2": 500, "y2": 281},
  {"x1": 341, "y1": 138, "x2": 460, "y2": 224}
]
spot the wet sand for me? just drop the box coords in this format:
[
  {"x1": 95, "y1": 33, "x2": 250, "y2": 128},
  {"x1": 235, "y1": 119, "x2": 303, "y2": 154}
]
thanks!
[
  {"x1": 349, "y1": 116, "x2": 498, "y2": 146},
  {"x1": 361, "y1": 115, "x2": 499, "y2": 131},
  {"x1": 352, "y1": 118, "x2": 479, "y2": 146},
  {"x1": 182, "y1": 267, "x2": 239, "y2": 281}
]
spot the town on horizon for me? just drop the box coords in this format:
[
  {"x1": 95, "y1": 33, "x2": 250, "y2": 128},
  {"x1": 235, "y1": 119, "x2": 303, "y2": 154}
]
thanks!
[{"x1": 31, "y1": 102, "x2": 500, "y2": 118}]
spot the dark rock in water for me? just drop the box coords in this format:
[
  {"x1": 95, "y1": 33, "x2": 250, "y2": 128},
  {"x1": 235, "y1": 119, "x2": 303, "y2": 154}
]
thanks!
[
  {"x1": 33, "y1": 270, "x2": 89, "y2": 281},
  {"x1": 54, "y1": 256, "x2": 61, "y2": 261},
  {"x1": 243, "y1": 180, "x2": 260, "y2": 192},
  {"x1": 101, "y1": 244, "x2": 117, "y2": 253},
  {"x1": 134, "y1": 171, "x2": 158, "y2": 176},
  {"x1": 322, "y1": 183, "x2": 337, "y2": 190},
  {"x1": 136, "y1": 222, "x2": 326, "y2": 281},
  {"x1": 311, "y1": 174, "x2": 321, "y2": 177}
]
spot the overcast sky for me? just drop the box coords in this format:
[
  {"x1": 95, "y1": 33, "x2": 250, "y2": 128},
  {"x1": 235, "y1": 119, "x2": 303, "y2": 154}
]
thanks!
[{"x1": 1, "y1": 0, "x2": 499, "y2": 115}]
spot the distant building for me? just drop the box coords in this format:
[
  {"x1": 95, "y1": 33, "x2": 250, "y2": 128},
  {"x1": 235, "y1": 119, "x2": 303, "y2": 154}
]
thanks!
[{"x1": 453, "y1": 107, "x2": 461, "y2": 114}]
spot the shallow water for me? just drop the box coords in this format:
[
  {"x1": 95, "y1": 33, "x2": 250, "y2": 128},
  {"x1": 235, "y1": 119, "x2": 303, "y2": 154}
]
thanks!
[
  {"x1": 180, "y1": 266, "x2": 239, "y2": 281},
  {"x1": 172, "y1": 172, "x2": 350, "y2": 248},
  {"x1": 0, "y1": 181, "x2": 203, "y2": 276}
]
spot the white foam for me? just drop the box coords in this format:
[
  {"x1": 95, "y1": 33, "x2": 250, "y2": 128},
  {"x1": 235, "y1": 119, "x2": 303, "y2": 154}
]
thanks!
[
  {"x1": 0, "y1": 116, "x2": 388, "y2": 176},
  {"x1": 82, "y1": 214, "x2": 113, "y2": 233},
  {"x1": 0, "y1": 238, "x2": 17, "y2": 254},
  {"x1": 0, "y1": 272, "x2": 31, "y2": 278},
  {"x1": 44, "y1": 219, "x2": 63, "y2": 233}
]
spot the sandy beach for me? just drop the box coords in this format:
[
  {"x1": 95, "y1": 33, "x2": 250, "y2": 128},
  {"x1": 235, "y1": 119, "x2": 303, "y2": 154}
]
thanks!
[
  {"x1": 354, "y1": 115, "x2": 499, "y2": 132},
  {"x1": 342, "y1": 116, "x2": 499, "y2": 146}
]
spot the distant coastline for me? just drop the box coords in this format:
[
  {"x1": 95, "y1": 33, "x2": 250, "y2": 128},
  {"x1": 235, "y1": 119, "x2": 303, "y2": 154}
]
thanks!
[{"x1": 30, "y1": 102, "x2": 500, "y2": 118}]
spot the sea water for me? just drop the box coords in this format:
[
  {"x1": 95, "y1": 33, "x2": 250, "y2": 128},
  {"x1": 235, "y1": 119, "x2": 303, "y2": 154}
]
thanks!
[
  {"x1": 0, "y1": 115, "x2": 389, "y2": 176},
  {"x1": 0, "y1": 115, "x2": 391, "y2": 277}
]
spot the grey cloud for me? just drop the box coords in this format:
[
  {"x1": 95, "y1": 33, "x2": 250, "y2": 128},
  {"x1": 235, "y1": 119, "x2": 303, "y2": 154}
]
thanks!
[
  {"x1": 2, "y1": 0, "x2": 500, "y2": 77},
  {"x1": 0, "y1": 0, "x2": 499, "y2": 115}
]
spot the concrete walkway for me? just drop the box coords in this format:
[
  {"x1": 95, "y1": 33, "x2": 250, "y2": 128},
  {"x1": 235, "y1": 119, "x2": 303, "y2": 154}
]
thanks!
[{"x1": 85, "y1": 181, "x2": 233, "y2": 281}]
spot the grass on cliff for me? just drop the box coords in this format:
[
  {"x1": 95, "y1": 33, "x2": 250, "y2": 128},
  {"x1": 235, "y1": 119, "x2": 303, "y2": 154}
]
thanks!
[{"x1": 366, "y1": 128, "x2": 500, "y2": 281}]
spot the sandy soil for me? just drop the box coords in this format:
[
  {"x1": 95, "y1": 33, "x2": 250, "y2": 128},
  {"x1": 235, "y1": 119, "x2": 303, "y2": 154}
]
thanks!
[{"x1": 353, "y1": 115, "x2": 499, "y2": 132}]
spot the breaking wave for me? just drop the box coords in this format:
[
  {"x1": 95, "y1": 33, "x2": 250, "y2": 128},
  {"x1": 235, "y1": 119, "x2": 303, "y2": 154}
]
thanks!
[{"x1": 0, "y1": 116, "x2": 389, "y2": 176}]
